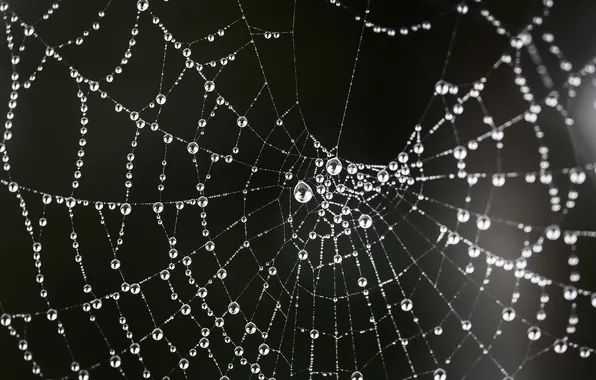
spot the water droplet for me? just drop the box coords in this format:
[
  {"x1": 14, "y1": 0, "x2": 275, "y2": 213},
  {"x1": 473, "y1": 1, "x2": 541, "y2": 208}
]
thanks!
[
  {"x1": 137, "y1": 0, "x2": 149, "y2": 12},
  {"x1": 156, "y1": 94, "x2": 166, "y2": 105},
  {"x1": 453, "y1": 145, "x2": 467, "y2": 159},
  {"x1": 237, "y1": 116, "x2": 248, "y2": 128},
  {"x1": 46, "y1": 309, "x2": 57, "y2": 321},
  {"x1": 245, "y1": 322, "x2": 257, "y2": 334},
  {"x1": 293, "y1": 181, "x2": 313, "y2": 203},
  {"x1": 527, "y1": 326, "x2": 541, "y2": 341},
  {"x1": 298, "y1": 249, "x2": 308, "y2": 260},
  {"x1": 152, "y1": 327, "x2": 163, "y2": 340},
  {"x1": 554, "y1": 339, "x2": 568, "y2": 354},
  {"x1": 120, "y1": 203, "x2": 131, "y2": 216},
  {"x1": 187, "y1": 142, "x2": 199, "y2": 154},
  {"x1": 110, "y1": 355, "x2": 121, "y2": 368},
  {"x1": 377, "y1": 170, "x2": 389, "y2": 183},
  {"x1": 545, "y1": 225, "x2": 561, "y2": 240},
  {"x1": 326, "y1": 158, "x2": 342, "y2": 175},
  {"x1": 259, "y1": 343, "x2": 270, "y2": 355},
  {"x1": 228, "y1": 302, "x2": 240, "y2": 315},
  {"x1": 457, "y1": 209, "x2": 470, "y2": 223},
  {"x1": 433, "y1": 368, "x2": 446, "y2": 380},
  {"x1": 502, "y1": 307, "x2": 515, "y2": 321},
  {"x1": 204, "y1": 81, "x2": 215, "y2": 92},
  {"x1": 0, "y1": 314, "x2": 11, "y2": 326},
  {"x1": 476, "y1": 215, "x2": 491, "y2": 230},
  {"x1": 358, "y1": 214, "x2": 372, "y2": 229},
  {"x1": 152, "y1": 202, "x2": 163, "y2": 214},
  {"x1": 400, "y1": 299, "x2": 413, "y2": 311}
]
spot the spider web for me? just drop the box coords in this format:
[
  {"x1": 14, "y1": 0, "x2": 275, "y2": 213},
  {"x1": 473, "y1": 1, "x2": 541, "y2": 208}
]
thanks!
[{"x1": 0, "y1": 0, "x2": 595, "y2": 379}]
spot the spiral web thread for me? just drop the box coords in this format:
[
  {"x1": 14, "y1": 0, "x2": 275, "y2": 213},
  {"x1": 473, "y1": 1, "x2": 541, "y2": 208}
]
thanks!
[{"x1": 1, "y1": 0, "x2": 596, "y2": 379}]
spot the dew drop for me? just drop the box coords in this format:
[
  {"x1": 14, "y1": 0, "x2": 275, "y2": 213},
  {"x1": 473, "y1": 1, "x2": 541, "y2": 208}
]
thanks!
[{"x1": 293, "y1": 181, "x2": 313, "y2": 203}]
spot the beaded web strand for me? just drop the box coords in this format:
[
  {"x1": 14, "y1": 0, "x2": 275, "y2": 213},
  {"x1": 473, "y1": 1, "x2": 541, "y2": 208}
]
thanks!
[{"x1": 0, "y1": 0, "x2": 596, "y2": 379}]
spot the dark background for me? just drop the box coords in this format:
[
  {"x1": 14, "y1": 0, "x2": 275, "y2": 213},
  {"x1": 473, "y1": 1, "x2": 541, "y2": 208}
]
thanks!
[{"x1": 1, "y1": 0, "x2": 596, "y2": 379}]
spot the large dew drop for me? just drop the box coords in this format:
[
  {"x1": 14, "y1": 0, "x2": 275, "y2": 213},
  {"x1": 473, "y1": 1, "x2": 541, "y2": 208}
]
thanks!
[
  {"x1": 326, "y1": 157, "x2": 342, "y2": 175},
  {"x1": 293, "y1": 181, "x2": 313, "y2": 203},
  {"x1": 358, "y1": 214, "x2": 372, "y2": 229}
]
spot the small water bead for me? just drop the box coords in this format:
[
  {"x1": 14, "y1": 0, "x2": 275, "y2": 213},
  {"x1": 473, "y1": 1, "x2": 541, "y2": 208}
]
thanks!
[
  {"x1": 553, "y1": 339, "x2": 568, "y2": 354},
  {"x1": 137, "y1": 0, "x2": 149, "y2": 11},
  {"x1": 258, "y1": 343, "x2": 270, "y2": 355},
  {"x1": 476, "y1": 215, "x2": 491, "y2": 230},
  {"x1": 228, "y1": 302, "x2": 240, "y2": 315},
  {"x1": 130, "y1": 283, "x2": 141, "y2": 294},
  {"x1": 198, "y1": 196, "x2": 208, "y2": 207},
  {"x1": 199, "y1": 337, "x2": 209, "y2": 348},
  {"x1": 156, "y1": 94, "x2": 166, "y2": 105},
  {"x1": 569, "y1": 168, "x2": 586, "y2": 184},
  {"x1": 152, "y1": 202, "x2": 163, "y2": 214},
  {"x1": 433, "y1": 368, "x2": 447, "y2": 380},
  {"x1": 347, "y1": 163, "x2": 358, "y2": 175},
  {"x1": 298, "y1": 249, "x2": 308, "y2": 260},
  {"x1": 237, "y1": 116, "x2": 248, "y2": 128},
  {"x1": 245, "y1": 322, "x2": 257, "y2": 334},
  {"x1": 492, "y1": 174, "x2": 505, "y2": 187},
  {"x1": 527, "y1": 326, "x2": 541, "y2": 341},
  {"x1": 187, "y1": 142, "x2": 199, "y2": 154},
  {"x1": 204, "y1": 81, "x2": 215, "y2": 92},
  {"x1": 358, "y1": 214, "x2": 372, "y2": 229},
  {"x1": 109, "y1": 355, "x2": 121, "y2": 368},
  {"x1": 326, "y1": 158, "x2": 342, "y2": 175},
  {"x1": 377, "y1": 170, "x2": 389, "y2": 183},
  {"x1": 206, "y1": 241, "x2": 215, "y2": 251},
  {"x1": 120, "y1": 203, "x2": 131, "y2": 216},
  {"x1": 71, "y1": 362, "x2": 81, "y2": 372},
  {"x1": 453, "y1": 145, "x2": 467, "y2": 160},
  {"x1": 310, "y1": 329, "x2": 319, "y2": 339},
  {"x1": 545, "y1": 224, "x2": 561, "y2": 240},
  {"x1": 293, "y1": 181, "x2": 313, "y2": 203},
  {"x1": 357, "y1": 277, "x2": 368, "y2": 287},
  {"x1": 78, "y1": 370, "x2": 90, "y2": 380},
  {"x1": 502, "y1": 307, "x2": 516, "y2": 321},
  {"x1": 47, "y1": 309, "x2": 58, "y2": 321},
  {"x1": 179, "y1": 358, "x2": 189, "y2": 370},
  {"x1": 564, "y1": 232, "x2": 578, "y2": 245},
  {"x1": 217, "y1": 268, "x2": 227, "y2": 279},
  {"x1": 351, "y1": 371, "x2": 364, "y2": 380},
  {"x1": 0, "y1": 314, "x2": 11, "y2": 326},
  {"x1": 400, "y1": 298, "x2": 413, "y2": 311},
  {"x1": 152, "y1": 327, "x2": 163, "y2": 341},
  {"x1": 457, "y1": 209, "x2": 470, "y2": 223},
  {"x1": 461, "y1": 320, "x2": 472, "y2": 331},
  {"x1": 178, "y1": 303, "x2": 191, "y2": 316},
  {"x1": 8, "y1": 181, "x2": 18, "y2": 192},
  {"x1": 563, "y1": 285, "x2": 577, "y2": 301}
]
